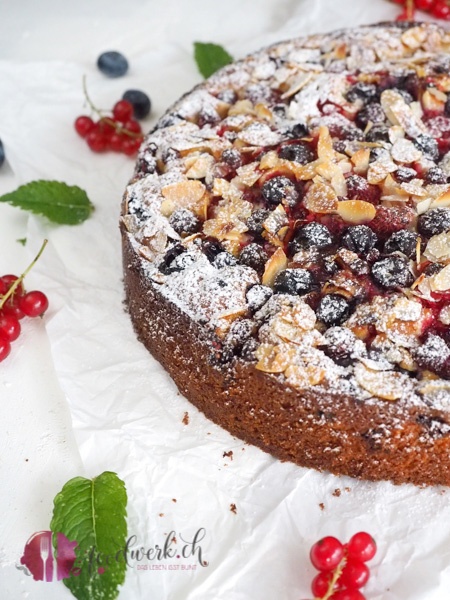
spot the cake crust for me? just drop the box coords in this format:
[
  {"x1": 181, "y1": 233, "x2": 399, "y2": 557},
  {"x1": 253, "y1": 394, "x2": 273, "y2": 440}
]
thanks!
[{"x1": 122, "y1": 21, "x2": 450, "y2": 486}]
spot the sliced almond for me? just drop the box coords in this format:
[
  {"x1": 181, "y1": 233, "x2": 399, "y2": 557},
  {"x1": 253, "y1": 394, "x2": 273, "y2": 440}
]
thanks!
[
  {"x1": 285, "y1": 363, "x2": 326, "y2": 389},
  {"x1": 236, "y1": 163, "x2": 261, "y2": 187},
  {"x1": 228, "y1": 100, "x2": 255, "y2": 116},
  {"x1": 429, "y1": 264, "x2": 450, "y2": 292},
  {"x1": 423, "y1": 231, "x2": 450, "y2": 262},
  {"x1": 354, "y1": 362, "x2": 405, "y2": 401},
  {"x1": 336, "y1": 200, "x2": 376, "y2": 224},
  {"x1": 350, "y1": 148, "x2": 370, "y2": 175},
  {"x1": 439, "y1": 305, "x2": 450, "y2": 325},
  {"x1": 262, "y1": 248, "x2": 288, "y2": 287},
  {"x1": 185, "y1": 154, "x2": 215, "y2": 179},
  {"x1": 431, "y1": 188, "x2": 450, "y2": 209},
  {"x1": 391, "y1": 138, "x2": 422, "y2": 163},
  {"x1": 303, "y1": 179, "x2": 339, "y2": 214},
  {"x1": 422, "y1": 88, "x2": 447, "y2": 112},
  {"x1": 161, "y1": 180, "x2": 206, "y2": 216},
  {"x1": 401, "y1": 26, "x2": 427, "y2": 50},
  {"x1": 255, "y1": 103, "x2": 273, "y2": 121},
  {"x1": 380, "y1": 89, "x2": 427, "y2": 138},
  {"x1": 259, "y1": 151, "x2": 280, "y2": 170},
  {"x1": 317, "y1": 126, "x2": 335, "y2": 162},
  {"x1": 255, "y1": 343, "x2": 290, "y2": 374}
]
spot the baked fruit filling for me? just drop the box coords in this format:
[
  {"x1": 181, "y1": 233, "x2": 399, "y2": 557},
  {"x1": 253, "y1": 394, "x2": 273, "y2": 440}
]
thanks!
[{"x1": 123, "y1": 23, "x2": 450, "y2": 409}]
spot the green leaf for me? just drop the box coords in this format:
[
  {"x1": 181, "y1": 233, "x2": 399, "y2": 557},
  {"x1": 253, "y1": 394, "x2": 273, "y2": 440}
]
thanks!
[
  {"x1": 16, "y1": 237, "x2": 27, "y2": 246},
  {"x1": 0, "y1": 180, "x2": 94, "y2": 225},
  {"x1": 50, "y1": 472, "x2": 128, "y2": 600},
  {"x1": 193, "y1": 42, "x2": 233, "y2": 78}
]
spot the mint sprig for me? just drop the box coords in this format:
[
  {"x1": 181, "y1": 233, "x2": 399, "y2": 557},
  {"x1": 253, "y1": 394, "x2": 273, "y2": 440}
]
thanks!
[
  {"x1": 0, "y1": 180, "x2": 94, "y2": 225},
  {"x1": 50, "y1": 472, "x2": 128, "y2": 600},
  {"x1": 193, "y1": 42, "x2": 233, "y2": 78}
]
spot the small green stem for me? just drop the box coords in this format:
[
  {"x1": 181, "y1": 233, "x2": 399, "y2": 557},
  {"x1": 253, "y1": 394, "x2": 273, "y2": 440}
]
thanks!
[
  {"x1": 0, "y1": 239, "x2": 48, "y2": 310},
  {"x1": 82, "y1": 75, "x2": 142, "y2": 139}
]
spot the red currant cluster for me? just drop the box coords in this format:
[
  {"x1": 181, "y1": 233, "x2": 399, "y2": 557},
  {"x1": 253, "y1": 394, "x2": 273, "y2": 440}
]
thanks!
[
  {"x1": 0, "y1": 241, "x2": 49, "y2": 362},
  {"x1": 74, "y1": 99, "x2": 144, "y2": 156},
  {"x1": 308, "y1": 532, "x2": 377, "y2": 600},
  {"x1": 392, "y1": 0, "x2": 450, "y2": 20}
]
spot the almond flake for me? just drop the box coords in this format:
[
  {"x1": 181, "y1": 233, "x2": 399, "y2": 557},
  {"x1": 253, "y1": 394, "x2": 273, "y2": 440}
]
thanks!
[
  {"x1": 317, "y1": 126, "x2": 335, "y2": 162},
  {"x1": 259, "y1": 151, "x2": 280, "y2": 170},
  {"x1": 431, "y1": 188, "x2": 450, "y2": 209},
  {"x1": 336, "y1": 200, "x2": 376, "y2": 224},
  {"x1": 350, "y1": 148, "x2": 370, "y2": 175},
  {"x1": 161, "y1": 180, "x2": 206, "y2": 217},
  {"x1": 422, "y1": 88, "x2": 447, "y2": 112},
  {"x1": 354, "y1": 362, "x2": 406, "y2": 401},
  {"x1": 255, "y1": 343, "x2": 291, "y2": 373},
  {"x1": 262, "y1": 247, "x2": 288, "y2": 287},
  {"x1": 185, "y1": 154, "x2": 214, "y2": 179},
  {"x1": 391, "y1": 138, "x2": 422, "y2": 163},
  {"x1": 399, "y1": 178, "x2": 426, "y2": 197},
  {"x1": 236, "y1": 163, "x2": 261, "y2": 186},
  {"x1": 285, "y1": 363, "x2": 326, "y2": 388},
  {"x1": 429, "y1": 264, "x2": 450, "y2": 292},
  {"x1": 367, "y1": 155, "x2": 397, "y2": 184},
  {"x1": 380, "y1": 89, "x2": 427, "y2": 138},
  {"x1": 228, "y1": 100, "x2": 255, "y2": 116},
  {"x1": 303, "y1": 179, "x2": 338, "y2": 214},
  {"x1": 401, "y1": 26, "x2": 427, "y2": 50},
  {"x1": 423, "y1": 231, "x2": 450, "y2": 262},
  {"x1": 439, "y1": 305, "x2": 450, "y2": 325}
]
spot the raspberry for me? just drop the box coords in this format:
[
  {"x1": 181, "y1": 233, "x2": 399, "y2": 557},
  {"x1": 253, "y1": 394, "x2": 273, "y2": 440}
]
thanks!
[
  {"x1": 369, "y1": 206, "x2": 415, "y2": 241},
  {"x1": 345, "y1": 175, "x2": 380, "y2": 205},
  {"x1": 221, "y1": 148, "x2": 242, "y2": 170}
]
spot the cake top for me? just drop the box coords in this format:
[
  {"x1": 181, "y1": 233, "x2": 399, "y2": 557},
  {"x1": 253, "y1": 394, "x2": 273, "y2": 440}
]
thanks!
[{"x1": 122, "y1": 21, "x2": 450, "y2": 412}]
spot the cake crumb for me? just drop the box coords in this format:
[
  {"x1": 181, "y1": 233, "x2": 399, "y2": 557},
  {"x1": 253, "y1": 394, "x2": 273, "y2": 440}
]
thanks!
[
  {"x1": 159, "y1": 513, "x2": 164, "y2": 517},
  {"x1": 319, "y1": 503, "x2": 325, "y2": 511},
  {"x1": 223, "y1": 450, "x2": 233, "y2": 460},
  {"x1": 182, "y1": 411, "x2": 189, "y2": 425},
  {"x1": 230, "y1": 503, "x2": 237, "y2": 514},
  {"x1": 172, "y1": 498, "x2": 177, "y2": 503},
  {"x1": 332, "y1": 488, "x2": 341, "y2": 497},
  {"x1": 172, "y1": 535, "x2": 177, "y2": 544}
]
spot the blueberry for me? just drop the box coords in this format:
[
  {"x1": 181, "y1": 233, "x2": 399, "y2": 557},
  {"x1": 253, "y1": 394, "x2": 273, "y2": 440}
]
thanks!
[
  {"x1": 418, "y1": 208, "x2": 450, "y2": 237},
  {"x1": 346, "y1": 82, "x2": 379, "y2": 104},
  {"x1": 371, "y1": 256, "x2": 414, "y2": 289},
  {"x1": 414, "y1": 334, "x2": 450, "y2": 377},
  {"x1": 246, "y1": 284, "x2": 273, "y2": 312},
  {"x1": 213, "y1": 252, "x2": 238, "y2": 268},
  {"x1": 97, "y1": 51, "x2": 129, "y2": 78},
  {"x1": 0, "y1": 139, "x2": 4, "y2": 168},
  {"x1": 278, "y1": 142, "x2": 314, "y2": 165},
  {"x1": 261, "y1": 176, "x2": 298, "y2": 206},
  {"x1": 424, "y1": 262, "x2": 444, "y2": 276},
  {"x1": 316, "y1": 294, "x2": 351, "y2": 326},
  {"x1": 226, "y1": 319, "x2": 255, "y2": 352},
  {"x1": 239, "y1": 244, "x2": 268, "y2": 275},
  {"x1": 414, "y1": 134, "x2": 439, "y2": 162},
  {"x1": 246, "y1": 209, "x2": 269, "y2": 236},
  {"x1": 288, "y1": 122, "x2": 309, "y2": 138},
  {"x1": 273, "y1": 268, "x2": 315, "y2": 295},
  {"x1": 384, "y1": 230, "x2": 419, "y2": 259},
  {"x1": 169, "y1": 209, "x2": 200, "y2": 236},
  {"x1": 394, "y1": 167, "x2": 417, "y2": 183},
  {"x1": 202, "y1": 239, "x2": 224, "y2": 262},
  {"x1": 425, "y1": 167, "x2": 448, "y2": 185},
  {"x1": 321, "y1": 326, "x2": 358, "y2": 366},
  {"x1": 365, "y1": 125, "x2": 390, "y2": 143},
  {"x1": 293, "y1": 222, "x2": 333, "y2": 251},
  {"x1": 221, "y1": 148, "x2": 242, "y2": 170},
  {"x1": 355, "y1": 102, "x2": 385, "y2": 129},
  {"x1": 159, "y1": 244, "x2": 186, "y2": 274},
  {"x1": 122, "y1": 89, "x2": 151, "y2": 119},
  {"x1": 341, "y1": 225, "x2": 378, "y2": 254}
]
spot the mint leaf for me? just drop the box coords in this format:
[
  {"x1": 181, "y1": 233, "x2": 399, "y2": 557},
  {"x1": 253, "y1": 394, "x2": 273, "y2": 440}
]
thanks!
[
  {"x1": 193, "y1": 42, "x2": 233, "y2": 78},
  {"x1": 16, "y1": 238, "x2": 27, "y2": 246},
  {"x1": 50, "y1": 472, "x2": 127, "y2": 600},
  {"x1": 0, "y1": 180, "x2": 94, "y2": 225}
]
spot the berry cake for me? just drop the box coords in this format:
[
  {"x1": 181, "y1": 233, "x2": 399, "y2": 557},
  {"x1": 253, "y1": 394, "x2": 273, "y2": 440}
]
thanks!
[{"x1": 121, "y1": 21, "x2": 450, "y2": 486}]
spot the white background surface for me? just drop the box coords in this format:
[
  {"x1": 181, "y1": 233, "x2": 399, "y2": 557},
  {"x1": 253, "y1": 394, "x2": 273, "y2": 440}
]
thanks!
[{"x1": 1, "y1": 1, "x2": 449, "y2": 599}]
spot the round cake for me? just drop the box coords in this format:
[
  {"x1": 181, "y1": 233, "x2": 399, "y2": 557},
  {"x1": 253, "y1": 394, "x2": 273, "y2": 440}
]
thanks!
[{"x1": 121, "y1": 21, "x2": 450, "y2": 487}]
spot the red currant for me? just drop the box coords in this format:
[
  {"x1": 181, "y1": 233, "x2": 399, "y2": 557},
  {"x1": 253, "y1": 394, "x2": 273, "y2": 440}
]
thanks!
[
  {"x1": 415, "y1": 0, "x2": 435, "y2": 9},
  {"x1": 86, "y1": 129, "x2": 108, "y2": 153},
  {"x1": 18, "y1": 291, "x2": 49, "y2": 317},
  {"x1": 109, "y1": 132, "x2": 125, "y2": 152},
  {"x1": 113, "y1": 100, "x2": 134, "y2": 123},
  {"x1": 432, "y1": 0, "x2": 450, "y2": 17},
  {"x1": 0, "y1": 334, "x2": 11, "y2": 362},
  {"x1": 123, "y1": 119, "x2": 142, "y2": 134},
  {"x1": 310, "y1": 536, "x2": 345, "y2": 572},
  {"x1": 121, "y1": 136, "x2": 143, "y2": 156},
  {"x1": 0, "y1": 274, "x2": 24, "y2": 295},
  {"x1": 338, "y1": 558, "x2": 370, "y2": 589},
  {"x1": 347, "y1": 532, "x2": 377, "y2": 563},
  {"x1": 0, "y1": 313, "x2": 21, "y2": 341},
  {"x1": 74, "y1": 115, "x2": 95, "y2": 138},
  {"x1": 311, "y1": 571, "x2": 334, "y2": 597},
  {"x1": 331, "y1": 590, "x2": 366, "y2": 600},
  {"x1": 2, "y1": 299, "x2": 25, "y2": 320}
]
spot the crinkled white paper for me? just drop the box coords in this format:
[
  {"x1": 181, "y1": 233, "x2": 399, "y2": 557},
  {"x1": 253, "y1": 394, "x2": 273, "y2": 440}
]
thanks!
[{"x1": 1, "y1": 1, "x2": 449, "y2": 599}]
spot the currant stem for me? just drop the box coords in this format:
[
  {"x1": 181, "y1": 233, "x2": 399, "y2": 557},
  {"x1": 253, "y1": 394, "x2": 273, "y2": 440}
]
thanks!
[
  {"x1": 314, "y1": 555, "x2": 347, "y2": 600},
  {"x1": 0, "y1": 239, "x2": 48, "y2": 310},
  {"x1": 81, "y1": 75, "x2": 142, "y2": 139},
  {"x1": 406, "y1": 0, "x2": 415, "y2": 18}
]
